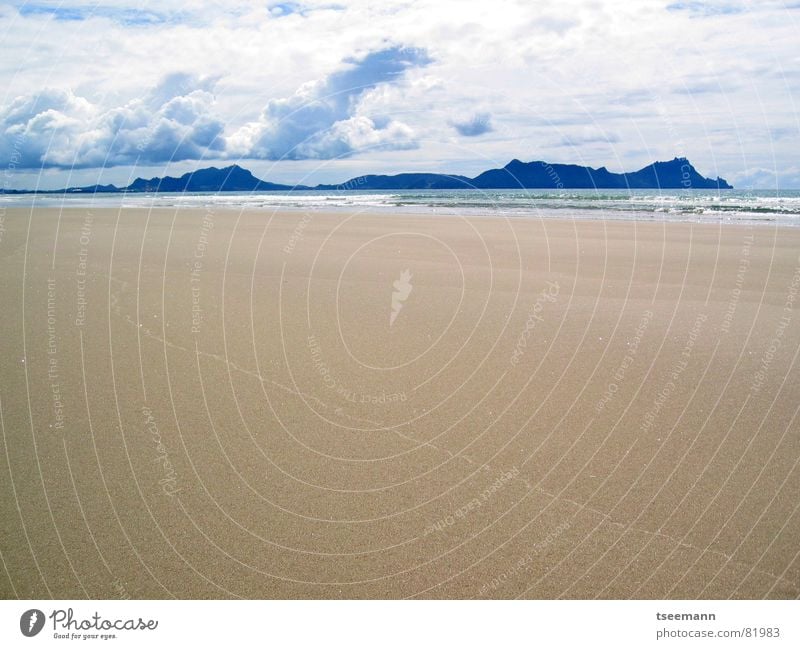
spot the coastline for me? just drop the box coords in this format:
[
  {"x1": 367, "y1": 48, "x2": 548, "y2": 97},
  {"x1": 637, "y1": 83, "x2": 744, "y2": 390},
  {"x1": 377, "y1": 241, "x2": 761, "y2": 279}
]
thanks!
[{"x1": 3, "y1": 188, "x2": 800, "y2": 228}]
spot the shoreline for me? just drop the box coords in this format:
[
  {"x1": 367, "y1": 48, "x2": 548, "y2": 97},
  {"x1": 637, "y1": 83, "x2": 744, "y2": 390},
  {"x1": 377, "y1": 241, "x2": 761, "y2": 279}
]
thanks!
[{"x1": 2, "y1": 202, "x2": 799, "y2": 229}]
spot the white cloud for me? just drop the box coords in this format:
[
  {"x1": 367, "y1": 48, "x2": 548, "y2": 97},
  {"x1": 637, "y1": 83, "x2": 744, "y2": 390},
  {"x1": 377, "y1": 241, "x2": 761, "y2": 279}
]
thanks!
[
  {"x1": 733, "y1": 166, "x2": 800, "y2": 190},
  {"x1": 227, "y1": 46, "x2": 429, "y2": 159},
  {"x1": 0, "y1": 0, "x2": 798, "y2": 187},
  {"x1": 0, "y1": 73, "x2": 224, "y2": 168}
]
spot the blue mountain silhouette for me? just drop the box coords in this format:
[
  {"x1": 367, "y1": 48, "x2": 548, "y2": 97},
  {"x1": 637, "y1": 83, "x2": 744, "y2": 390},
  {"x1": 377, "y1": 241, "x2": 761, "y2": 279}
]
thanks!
[{"x1": 2, "y1": 158, "x2": 732, "y2": 194}]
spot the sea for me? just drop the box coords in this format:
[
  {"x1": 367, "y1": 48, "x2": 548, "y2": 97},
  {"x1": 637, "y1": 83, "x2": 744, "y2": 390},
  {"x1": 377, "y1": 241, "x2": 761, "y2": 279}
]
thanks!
[{"x1": 4, "y1": 188, "x2": 800, "y2": 227}]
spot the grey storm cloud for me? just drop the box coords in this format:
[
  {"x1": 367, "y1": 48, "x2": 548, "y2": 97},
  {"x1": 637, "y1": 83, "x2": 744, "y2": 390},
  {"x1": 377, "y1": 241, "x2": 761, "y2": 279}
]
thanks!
[
  {"x1": 450, "y1": 112, "x2": 493, "y2": 137},
  {"x1": 0, "y1": 72, "x2": 225, "y2": 169},
  {"x1": 229, "y1": 45, "x2": 432, "y2": 160}
]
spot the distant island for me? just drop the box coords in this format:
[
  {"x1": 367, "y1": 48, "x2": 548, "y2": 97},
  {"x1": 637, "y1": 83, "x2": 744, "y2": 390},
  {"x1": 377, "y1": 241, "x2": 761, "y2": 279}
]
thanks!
[{"x1": 2, "y1": 157, "x2": 732, "y2": 194}]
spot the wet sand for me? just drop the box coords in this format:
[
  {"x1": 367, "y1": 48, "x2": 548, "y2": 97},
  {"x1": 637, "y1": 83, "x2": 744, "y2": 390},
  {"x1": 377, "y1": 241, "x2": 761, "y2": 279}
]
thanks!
[{"x1": 0, "y1": 207, "x2": 799, "y2": 599}]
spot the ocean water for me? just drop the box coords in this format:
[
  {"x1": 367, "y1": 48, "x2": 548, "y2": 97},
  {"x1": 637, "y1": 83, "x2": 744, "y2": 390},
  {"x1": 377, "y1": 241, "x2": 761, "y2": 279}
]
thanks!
[{"x1": 4, "y1": 188, "x2": 800, "y2": 226}]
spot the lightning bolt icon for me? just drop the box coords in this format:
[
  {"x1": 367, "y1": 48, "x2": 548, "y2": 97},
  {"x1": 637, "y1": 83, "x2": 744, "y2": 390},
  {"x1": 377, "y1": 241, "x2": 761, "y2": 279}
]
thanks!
[{"x1": 28, "y1": 611, "x2": 37, "y2": 632}]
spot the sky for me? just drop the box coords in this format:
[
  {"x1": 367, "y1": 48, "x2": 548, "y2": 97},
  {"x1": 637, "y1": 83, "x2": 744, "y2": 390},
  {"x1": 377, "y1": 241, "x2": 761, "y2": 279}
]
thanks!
[{"x1": 1, "y1": 0, "x2": 799, "y2": 189}]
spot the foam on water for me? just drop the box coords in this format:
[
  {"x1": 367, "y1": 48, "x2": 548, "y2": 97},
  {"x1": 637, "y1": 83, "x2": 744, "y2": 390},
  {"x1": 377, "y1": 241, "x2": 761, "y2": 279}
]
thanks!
[{"x1": 4, "y1": 188, "x2": 800, "y2": 226}]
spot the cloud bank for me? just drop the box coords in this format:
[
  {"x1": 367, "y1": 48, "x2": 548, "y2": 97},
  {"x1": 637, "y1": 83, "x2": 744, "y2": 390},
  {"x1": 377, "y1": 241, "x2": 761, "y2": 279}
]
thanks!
[
  {"x1": 0, "y1": 72, "x2": 224, "y2": 168},
  {"x1": 227, "y1": 46, "x2": 430, "y2": 160},
  {"x1": 1, "y1": 46, "x2": 430, "y2": 168},
  {"x1": 1, "y1": 0, "x2": 798, "y2": 187}
]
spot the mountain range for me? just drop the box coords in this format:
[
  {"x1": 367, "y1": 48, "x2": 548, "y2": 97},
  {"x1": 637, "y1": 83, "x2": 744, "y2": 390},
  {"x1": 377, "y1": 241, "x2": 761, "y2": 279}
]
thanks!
[{"x1": 2, "y1": 157, "x2": 732, "y2": 193}]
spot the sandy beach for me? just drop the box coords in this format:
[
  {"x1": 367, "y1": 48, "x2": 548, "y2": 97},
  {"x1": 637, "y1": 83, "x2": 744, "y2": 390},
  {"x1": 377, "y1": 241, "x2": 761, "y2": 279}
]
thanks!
[{"x1": 0, "y1": 206, "x2": 798, "y2": 599}]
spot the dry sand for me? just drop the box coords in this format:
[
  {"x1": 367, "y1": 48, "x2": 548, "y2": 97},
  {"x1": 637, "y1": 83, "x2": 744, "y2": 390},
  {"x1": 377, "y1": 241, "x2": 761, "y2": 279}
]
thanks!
[{"x1": 1, "y1": 206, "x2": 799, "y2": 599}]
